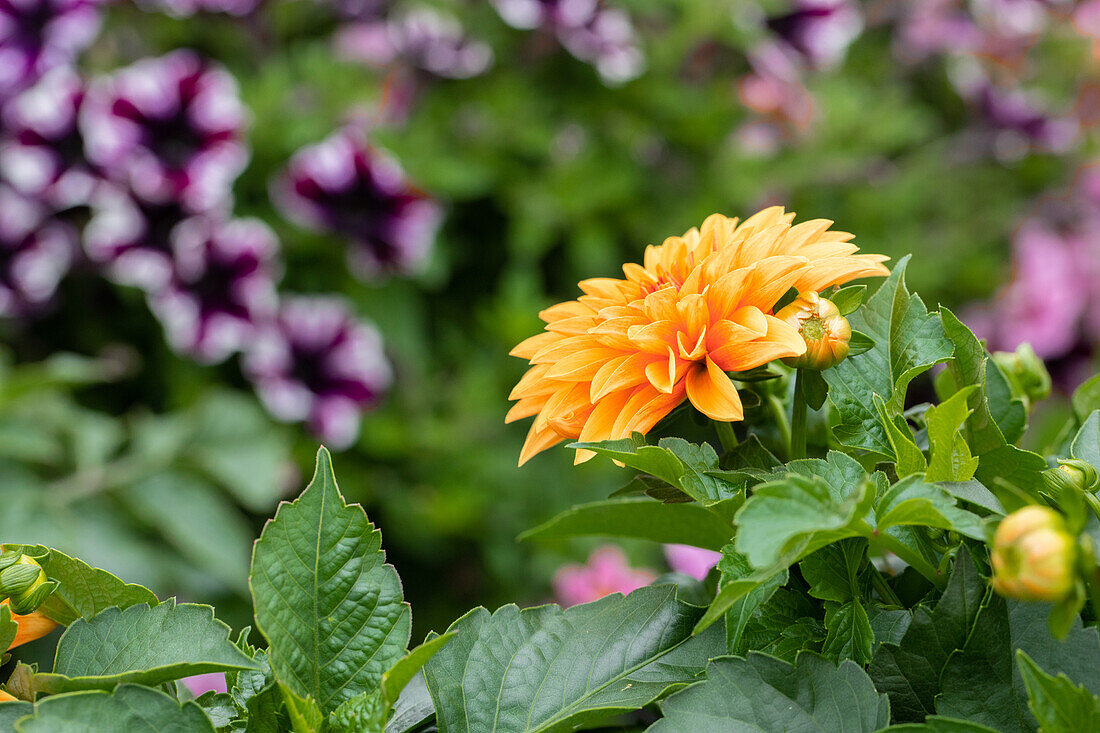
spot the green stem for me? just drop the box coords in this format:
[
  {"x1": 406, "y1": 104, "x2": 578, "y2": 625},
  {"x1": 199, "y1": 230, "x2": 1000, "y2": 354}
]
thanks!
[
  {"x1": 861, "y1": 523, "x2": 946, "y2": 590},
  {"x1": 716, "y1": 421, "x2": 739, "y2": 453},
  {"x1": 1085, "y1": 493, "x2": 1100, "y2": 524},
  {"x1": 767, "y1": 394, "x2": 792, "y2": 458},
  {"x1": 791, "y1": 369, "x2": 807, "y2": 460},
  {"x1": 869, "y1": 566, "x2": 904, "y2": 608}
]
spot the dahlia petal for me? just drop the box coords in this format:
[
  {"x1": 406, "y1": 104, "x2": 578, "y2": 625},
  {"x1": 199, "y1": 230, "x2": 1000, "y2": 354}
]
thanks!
[
  {"x1": 540, "y1": 301, "x2": 595, "y2": 323},
  {"x1": 505, "y1": 395, "x2": 550, "y2": 423},
  {"x1": 628, "y1": 320, "x2": 679, "y2": 354},
  {"x1": 705, "y1": 266, "x2": 756, "y2": 321},
  {"x1": 713, "y1": 315, "x2": 806, "y2": 372},
  {"x1": 530, "y1": 335, "x2": 601, "y2": 364},
  {"x1": 686, "y1": 357, "x2": 744, "y2": 421},
  {"x1": 781, "y1": 218, "x2": 834, "y2": 250},
  {"x1": 589, "y1": 316, "x2": 642, "y2": 350},
  {"x1": 644, "y1": 346, "x2": 680, "y2": 394},
  {"x1": 622, "y1": 262, "x2": 658, "y2": 286},
  {"x1": 613, "y1": 381, "x2": 688, "y2": 438},
  {"x1": 676, "y1": 293, "x2": 708, "y2": 337},
  {"x1": 510, "y1": 331, "x2": 561, "y2": 359},
  {"x1": 519, "y1": 422, "x2": 566, "y2": 466},
  {"x1": 580, "y1": 388, "x2": 634, "y2": 443},
  {"x1": 545, "y1": 347, "x2": 623, "y2": 381},
  {"x1": 509, "y1": 364, "x2": 562, "y2": 399},
  {"x1": 591, "y1": 353, "x2": 653, "y2": 401},
  {"x1": 740, "y1": 256, "x2": 812, "y2": 310},
  {"x1": 546, "y1": 315, "x2": 602, "y2": 335},
  {"x1": 677, "y1": 327, "x2": 707, "y2": 361},
  {"x1": 795, "y1": 255, "x2": 890, "y2": 292}
]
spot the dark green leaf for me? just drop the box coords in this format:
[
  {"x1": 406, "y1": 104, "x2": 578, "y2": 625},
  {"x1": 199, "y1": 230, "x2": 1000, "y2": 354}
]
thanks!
[
  {"x1": 830, "y1": 285, "x2": 867, "y2": 315},
  {"x1": 868, "y1": 607, "x2": 911, "y2": 652},
  {"x1": 847, "y1": 330, "x2": 876, "y2": 357},
  {"x1": 720, "y1": 547, "x2": 788, "y2": 655},
  {"x1": 1018, "y1": 651, "x2": 1100, "y2": 732},
  {"x1": 823, "y1": 600, "x2": 874, "y2": 665},
  {"x1": 824, "y1": 256, "x2": 954, "y2": 456},
  {"x1": 32, "y1": 601, "x2": 258, "y2": 694},
  {"x1": 799, "y1": 539, "x2": 865, "y2": 603},
  {"x1": 519, "y1": 498, "x2": 734, "y2": 551},
  {"x1": 386, "y1": 673, "x2": 434, "y2": 733},
  {"x1": 650, "y1": 652, "x2": 889, "y2": 732},
  {"x1": 194, "y1": 691, "x2": 237, "y2": 728},
  {"x1": 801, "y1": 369, "x2": 829, "y2": 411},
  {"x1": 880, "y1": 717, "x2": 1002, "y2": 732},
  {"x1": 250, "y1": 448, "x2": 411, "y2": 714},
  {"x1": 1071, "y1": 411, "x2": 1100, "y2": 470},
  {"x1": 14, "y1": 684, "x2": 215, "y2": 732},
  {"x1": 422, "y1": 585, "x2": 721, "y2": 733},
  {"x1": 1072, "y1": 376, "x2": 1100, "y2": 423}
]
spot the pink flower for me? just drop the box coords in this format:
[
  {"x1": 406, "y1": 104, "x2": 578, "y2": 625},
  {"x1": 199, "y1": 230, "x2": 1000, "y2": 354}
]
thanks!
[
  {"x1": 663, "y1": 544, "x2": 721, "y2": 581},
  {"x1": 552, "y1": 546, "x2": 655, "y2": 607},
  {"x1": 181, "y1": 672, "x2": 226, "y2": 697}
]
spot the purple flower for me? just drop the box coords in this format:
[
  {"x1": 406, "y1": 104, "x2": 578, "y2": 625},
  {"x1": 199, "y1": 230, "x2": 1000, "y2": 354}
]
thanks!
[
  {"x1": 0, "y1": 185, "x2": 74, "y2": 316},
  {"x1": 181, "y1": 673, "x2": 226, "y2": 697},
  {"x1": 490, "y1": 0, "x2": 643, "y2": 84},
  {"x1": 335, "y1": 6, "x2": 493, "y2": 79},
  {"x1": 970, "y1": 82, "x2": 1078, "y2": 157},
  {"x1": 0, "y1": 66, "x2": 98, "y2": 209},
  {"x1": 83, "y1": 184, "x2": 204, "y2": 289},
  {"x1": 80, "y1": 50, "x2": 248, "y2": 214},
  {"x1": 135, "y1": 0, "x2": 261, "y2": 17},
  {"x1": 663, "y1": 544, "x2": 721, "y2": 581},
  {"x1": 244, "y1": 295, "x2": 392, "y2": 448},
  {"x1": 149, "y1": 216, "x2": 280, "y2": 364},
  {"x1": 893, "y1": 0, "x2": 981, "y2": 62},
  {"x1": 552, "y1": 546, "x2": 656, "y2": 607},
  {"x1": 0, "y1": 0, "x2": 101, "y2": 98},
  {"x1": 765, "y1": 0, "x2": 863, "y2": 70},
  {"x1": 272, "y1": 128, "x2": 441, "y2": 278},
  {"x1": 324, "y1": 0, "x2": 388, "y2": 22}
]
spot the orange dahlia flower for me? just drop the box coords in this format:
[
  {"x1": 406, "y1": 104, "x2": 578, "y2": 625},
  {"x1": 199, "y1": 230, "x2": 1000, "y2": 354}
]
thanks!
[{"x1": 507, "y1": 207, "x2": 889, "y2": 465}]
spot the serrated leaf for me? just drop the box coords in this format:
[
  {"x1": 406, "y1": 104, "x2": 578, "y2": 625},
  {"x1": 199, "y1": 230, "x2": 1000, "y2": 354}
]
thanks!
[
  {"x1": 31, "y1": 601, "x2": 258, "y2": 694},
  {"x1": 824, "y1": 256, "x2": 954, "y2": 456},
  {"x1": 874, "y1": 476, "x2": 985, "y2": 539},
  {"x1": 875, "y1": 394, "x2": 927, "y2": 476},
  {"x1": 4, "y1": 545, "x2": 158, "y2": 626},
  {"x1": 1018, "y1": 651, "x2": 1100, "y2": 732},
  {"x1": 14, "y1": 684, "x2": 215, "y2": 732},
  {"x1": 250, "y1": 448, "x2": 411, "y2": 714},
  {"x1": 194, "y1": 691, "x2": 237, "y2": 728},
  {"x1": 1071, "y1": 411, "x2": 1100, "y2": 470},
  {"x1": 719, "y1": 547, "x2": 788, "y2": 654},
  {"x1": 518, "y1": 498, "x2": 734, "y2": 551},
  {"x1": 925, "y1": 386, "x2": 980, "y2": 482},
  {"x1": 281, "y1": 684, "x2": 324, "y2": 733},
  {"x1": 823, "y1": 600, "x2": 874, "y2": 665},
  {"x1": 800, "y1": 539, "x2": 865, "y2": 603},
  {"x1": 328, "y1": 690, "x2": 386, "y2": 733},
  {"x1": 734, "y1": 473, "x2": 873, "y2": 569},
  {"x1": 422, "y1": 585, "x2": 722, "y2": 733},
  {"x1": 868, "y1": 547, "x2": 986, "y2": 722},
  {"x1": 938, "y1": 595, "x2": 1100, "y2": 732},
  {"x1": 649, "y1": 652, "x2": 890, "y2": 732}
]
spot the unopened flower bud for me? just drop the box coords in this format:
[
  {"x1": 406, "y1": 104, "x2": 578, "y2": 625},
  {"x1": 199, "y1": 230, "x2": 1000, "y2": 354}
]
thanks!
[
  {"x1": 992, "y1": 343, "x2": 1051, "y2": 408},
  {"x1": 0, "y1": 556, "x2": 54, "y2": 615},
  {"x1": 991, "y1": 506, "x2": 1076, "y2": 602},
  {"x1": 0, "y1": 565, "x2": 40, "y2": 601},
  {"x1": 775, "y1": 291, "x2": 852, "y2": 371},
  {"x1": 0, "y1": 551, "x2": 21, "y2": 573}
]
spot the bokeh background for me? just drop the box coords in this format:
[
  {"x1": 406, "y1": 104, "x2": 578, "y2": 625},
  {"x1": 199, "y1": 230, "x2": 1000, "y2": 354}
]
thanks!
[{"x1": 1, "y1": 0, "x2": 1099, "y2": 640}]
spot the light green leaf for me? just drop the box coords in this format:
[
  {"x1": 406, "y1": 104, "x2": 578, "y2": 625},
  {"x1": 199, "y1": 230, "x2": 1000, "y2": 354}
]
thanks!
[
  {"x1": 830, "y1": 284, "x2": 867, "y2": 315},
  {"x1": 874, "y1": 476, "x2": 986, "y2": 540},
  {"x1": 3, "y1": 545, "x2": 158, "y2": 626},
  {"x1": 386, "y1": 673, "x2": 434, "y2": 733},
  {"x1": 1072, "y1": 375, "x2": 1100, "y2": 423},
  {"x1": 422, "y1": 585, "x2": 722, "y2": 733},
  {"x1": 32, "y1": 601, "x2": 259, "y2": 694},
  {"x1": 649, "y1": 652, "x2": 890, "y2": 732},
  {"x1": 0, "y1": 702, "x2": 32, "y2": 729},
  {"x1": 519, "y1": 498, "x2": 734, "y2": 551},
  {"x1": 925, "y1": 386, "x2": 980, "y2": 482},
  {"x1": 14, "y1": 684, "x2": 215, "y2": 732},
  {"x1": 1018, "y1": 651, "x2": 1100, "y2": 732},
  {"x1": 1071, "y1": 411, "x2": 1100, "y2": 471},
  {"x1": 381, "y1": 633, "x2": 454, "y2": 706},
  {"x1": 250, "y1": 448, "x2": 411, "y2": 714},
  {"x1": 875, "y1": 394, "x2": 927, "y2": 476},
  {"x1": 120, "y1": 472, "x2": 253, "y2": 592},
  {"x1": 281, "y1": 684, "x2": 324, "y2": 733},
  {"x1": 824, "y1": 256, "x2": 954, "y2": 456},
  {"x1": 823, "y1": 600, "x2": 874, "y2": 665},
  {"x1": 328, "y1": 690, "x2": 386, "y2": 733},
  {"x1": 734, "y1": 473, "x2": 873, "y2": 569},
  {"x1": 244, "y1": 683, "x2": 287, "y2": 733},
  {"x1": 0, "y1": 605, "x2": 18, "y2": 654}
]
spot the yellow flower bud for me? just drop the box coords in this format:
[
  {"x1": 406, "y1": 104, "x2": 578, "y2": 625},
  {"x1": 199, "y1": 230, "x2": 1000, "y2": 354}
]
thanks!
[
  {"x1": 775, "y1": 291, "x2": 852, "y2": 371},
  {"x1": 991, "y1": 506, "x2": 1076, "y2": 602}
]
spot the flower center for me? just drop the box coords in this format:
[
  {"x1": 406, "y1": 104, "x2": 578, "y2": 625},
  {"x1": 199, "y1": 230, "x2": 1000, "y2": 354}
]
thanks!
[{"x1": 801, "y1": 316, "x2": 826, "y2": 340}]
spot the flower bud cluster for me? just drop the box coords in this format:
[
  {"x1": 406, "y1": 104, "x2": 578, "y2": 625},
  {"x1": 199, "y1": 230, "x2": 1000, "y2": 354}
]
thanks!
[{"x1": 0, "y1": 550, "x2": 58, "y2": 615}]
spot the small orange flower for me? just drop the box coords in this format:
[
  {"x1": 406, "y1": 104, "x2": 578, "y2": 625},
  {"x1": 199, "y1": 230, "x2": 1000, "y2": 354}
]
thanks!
[
  {"x1": 3, "y1": 600, "x2": 58, "y2": 651},
  {"x1": 508, "y1": 207, "x2": 889, "y2": 465},
  {"x1": 775, "y1": 291, "x2": 852, "y2": 370}
]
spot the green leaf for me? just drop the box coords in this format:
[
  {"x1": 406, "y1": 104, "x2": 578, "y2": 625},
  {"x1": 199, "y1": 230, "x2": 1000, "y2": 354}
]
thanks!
[
  {"x1": 194, "y1": 691, "x2": 237, "y2": 729},
  {"x1": 250, "y1": 447, "x2": 411, "y2": 714},
  {"x1": 734, "y1": 473, "x2": 873, "y2": 569},
  {"x1": 868, "y1": 547, "x2": 986, "y2": 722},
  {"x1": 823, "y1": 600, "x2": 874, "y2": 665},
  {"x1": 800, "y1": 539, "x2": 865, "y2": 603},
  {"x1": 386, "y1": 673, "x2": 434, "y2": 733},
  {"x1": 847, "y1": 330, "x2": 876, "y2": 357},
  {"x1": 940, "y1": 309, "x2": 1027, "y2": 451},
  {"x1": 518, "y1": 498, "x2": 734, "y2": 551},
  {"x1": 925, "y1": 386, "x2": 980, "y2": 482},
  {"x1": 938, "y1": 595, "x2": 1100, "y2": 732},
  {"x1": 120, "y1": 472, "x2": 253, "y2": 592},
  {"x1": 0, "y1": 702, "x2": 32, "y2": 729},
  {"x1": 31, "y1": 600, "x2": 259, "y2": 694},
  {"x1": 422, "y1": 585, "x2": 722, "y2": 733},
  {"x1": 880, "y1": 717, "x2": 1002, "y2": 732},
  {"x1": 0, "y1": 604, "x2": 18, "y2": 654},
  {"x1": 1072, "y1": 376, "x2": 1100, "y2": 423},
  {"x1": 874, "y1": 476, "x2": 986, "y2": 540},
  {"x1": 328, "y1": 690, "x2": 387, "y2": 733},
  {"x1": 649, "y1": 652, "x2": 890, "y2": 732},
  {"x1": 14, "y1": 684, "x2": 216, "y2": 732},
  {"x1": 3, "y1": 545, "x2": 158, "y2": 626},
  {"x1": 244, "y1": 683, "x2": 287, "y2": 733},
  {"x1": 824, "y1": 256, "x2": 954, "y2": 456},
  {"x1": 868, "y1": 607, "x2": 911, "y2": 652},
  {"x1": 1018, "y1": 651, "x2": 1100, "y2": 732},
  {"x1": 974, "y1": 444, "x2": 1048, "y2": 509},
  {"x1": 381, "y1": 633, "x2": 454, "y2": 706},
  {"x1": 281, "y1": 684, "x2": 324, "y2": 733},
  {"x1": 1071, "y1": 411, "x2": 1100, "y2": 470},
  {"x1": 801, "y1": 369, "x2": 829, "y2": 411},
  {"x1": 830, "y1": 285, "x2": 867, "y2": 315},
  {"x1": 875, "y1": 394, "x2": 927, "y2": 476},
  {"x1": 719, "y1": 548, "x2": 788, "y2": 654}
]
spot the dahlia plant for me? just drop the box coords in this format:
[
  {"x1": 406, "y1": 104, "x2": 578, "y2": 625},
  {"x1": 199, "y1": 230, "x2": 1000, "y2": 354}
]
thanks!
[{"x1": 3, "y1": 210, "x2": 1100, "y2": 732}]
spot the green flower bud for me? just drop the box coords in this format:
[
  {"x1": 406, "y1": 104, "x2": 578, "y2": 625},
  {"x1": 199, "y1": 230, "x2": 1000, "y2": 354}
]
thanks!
[
  {"x1": 8, "y1": 580, "x2": 57, "y2": 616},
  {"x1": 0, "y1": 565, "x2": 40, "y2": 601},
  {"x1": 992, "y1": 343, "x2": 1051, "y2": 408},
  {"x1": 0, "y1": 551, "x2": 21, "y2": 573},
  {"x1": 991, "y1": 506, "x2": 1076, "y2": 602}
]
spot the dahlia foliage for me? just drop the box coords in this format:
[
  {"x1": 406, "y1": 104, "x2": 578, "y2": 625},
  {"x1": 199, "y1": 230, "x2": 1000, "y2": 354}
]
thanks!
[{"x1": 3, "y1": 231, "x2": 1100, "y2": 730}]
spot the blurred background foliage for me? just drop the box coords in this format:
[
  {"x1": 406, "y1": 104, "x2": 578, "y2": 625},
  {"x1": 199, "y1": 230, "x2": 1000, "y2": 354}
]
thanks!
[{"x1": 2, "y1": 0, "x2": 1099, "y2": 638}]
